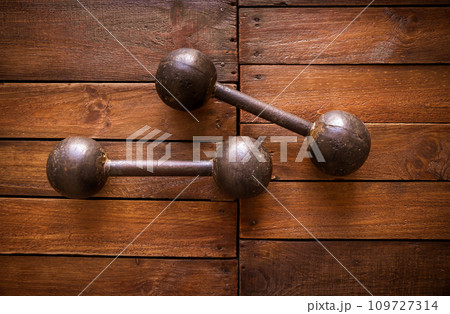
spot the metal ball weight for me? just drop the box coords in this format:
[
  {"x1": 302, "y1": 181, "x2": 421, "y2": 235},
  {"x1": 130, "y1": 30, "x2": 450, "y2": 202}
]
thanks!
[
  {"x1": 46, "y1": 136, "x2": 272, "y2": 199},
  {"x1": 155, "y1": 48, "x2": 371, "y2": 176}
]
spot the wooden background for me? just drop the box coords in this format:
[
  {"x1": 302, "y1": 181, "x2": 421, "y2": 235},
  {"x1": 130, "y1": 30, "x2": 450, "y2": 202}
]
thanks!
[{"x1": 0, "y1": 0, "x2": 449, "y2": 295}]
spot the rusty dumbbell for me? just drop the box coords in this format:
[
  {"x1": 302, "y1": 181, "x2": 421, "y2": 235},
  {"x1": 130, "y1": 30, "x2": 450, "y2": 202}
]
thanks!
[
  {"x1": 46, "y1": 136, "x2": 272, "y2": 199},
  {"x1": 155, "y1": 48, "x2": 371, "y2": 176}
]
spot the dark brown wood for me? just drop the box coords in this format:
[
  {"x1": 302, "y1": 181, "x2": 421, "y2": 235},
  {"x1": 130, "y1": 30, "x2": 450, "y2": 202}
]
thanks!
[
  {"x1": 240, "y1": 240, "x2": 450, "y2": 295},
  {"x1": 240, "y1": 8, "x2": 450, "y2": 64},
  {"x1": 240, "y1": 0, "x2": 450, "y2": 6},
  {"x1": 240, "y1": 182, "x2": 450, "y2": 239},
  {"x1": 0, "y1": 83, "x2": 236, "y2": 139},
  {"x1": 0, "y1": 198, "x2": 236, "y2": 257},
  {"x1": 0, "y1": 140, "x2": 232, "y2": 199},
  {"x1": 241, "y1": 124, "x2": 450, "y2": 180},
  {"x1": 0, "y1": 0, "x2": 237, "y2": 81},
  {"x1": 240, "y1": 65, "x2": 450, "y2": 123},
  {"x1": 0, "y1": 256, "x2": 237, "y2": 295}
]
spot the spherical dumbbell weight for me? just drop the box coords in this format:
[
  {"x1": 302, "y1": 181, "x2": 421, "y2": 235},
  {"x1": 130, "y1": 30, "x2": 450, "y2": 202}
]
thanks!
[
  {"x1": 46, "y1": 136, "x2": 272, "y2": 199},
  {"x1": 155, "y1": 48, "x2": 371, "y2": 176}
]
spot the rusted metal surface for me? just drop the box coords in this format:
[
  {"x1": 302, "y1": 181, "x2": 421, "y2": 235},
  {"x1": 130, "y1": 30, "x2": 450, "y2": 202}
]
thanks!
[
  {"x1": 214, "y1": 83, "x2": 312, "y2": 136},
  {"x1": 215, "y1": 85, "x2": 371, "y2": 176},
  {"x1": 155, "y1": 48, "x2": 371, "y2": 176},
  {"x1": 155, "y1": 48, "x2": 217, "y2": 111},
  {"x1": 308, "y1": 110, "x2": 371, "y2": 176},
  {"x1": 106, "y1": 160, "x2": 213, "y2": 176},
  {"x1": 46, "y1": 137, "x2": 108, "y2": 199},
  {"x1": 213, "y1": 136, "x2": 272, "y2": 199},
  {"x1": 46, "y1": 136, "x2": 272, "y2": 199}
]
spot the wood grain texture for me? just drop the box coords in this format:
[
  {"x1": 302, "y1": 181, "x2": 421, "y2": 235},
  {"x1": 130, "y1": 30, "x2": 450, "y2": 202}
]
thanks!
[
  {"x1": 240, "y1": 65, "x2": 450, "y2": 123},
  {"x1": 241, "y1": 124, "x2": 450, "y2": 180},
  {"x1": 0, "y1": 198, "x2": 236, "y2": 257},
  {"x1": 240, "y1": 0, "x2": 450, "y2": 6},
  {"x1": 240, "y1": 8, "x2": 450, "y2": 64},
  {"x1": 240, "y1": 182, "x2": 450, "y2": 239},
  {"x1": 0, "y1": 256, "x2": 237, "y2": 295},
  {"x1": 240, "y1": 240, "x2": 450, "y2": 295},
  {"x1": 0, "y1": 83, "x2": 235, "y2": 139},
  {"x1": 0, "y1": 140, "x2": 234, "y2": 199},
  {"x1": 0, "y1": 0, "x2": 237, "y2": 81}
]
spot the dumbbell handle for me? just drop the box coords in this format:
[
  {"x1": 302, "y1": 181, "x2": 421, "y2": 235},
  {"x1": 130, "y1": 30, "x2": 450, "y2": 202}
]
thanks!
[
  {"x1": 105, "y1": 160, "x2": 213, "y2": 176},
  {"x1": 215, "y1": 83, "x2": 312, "y2": 136}
]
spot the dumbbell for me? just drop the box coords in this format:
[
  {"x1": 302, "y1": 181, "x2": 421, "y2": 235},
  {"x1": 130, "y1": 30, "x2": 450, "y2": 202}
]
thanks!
[
  {"x1": 46, "y1": 136, "x2": 272, "y2": 199},
  {"x1": 155, "y1": 48, "x2": 371, "y2": 176}
]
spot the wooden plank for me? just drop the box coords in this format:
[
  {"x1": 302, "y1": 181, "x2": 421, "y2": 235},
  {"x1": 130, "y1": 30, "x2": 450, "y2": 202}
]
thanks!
[
  {"x1": 240, "y1": 240, "x2": 450, "y2": 295},
  {"x1": 240, "y1": 65, "x2": 450, "y2": 123},
  {"x1": 0, "y1": 198, "x2": 236, "y2": 257},
  {"x1": 240, "y1": 182, "x2": 450, "y2": 239},
  {"x1": 0, "y1": 0, "x2": 237, "y2": 81},
  {"x1": 240, "y1": 0, "x2": 450, "y2": 6},
  {"x1": 0, "y1": 255, "x2": 237, "y2": 295},
  {"x1": 241, "y1": 124, "x2": 450, "y2": 180},
  {"x1": 240, "y1": 8, "x2": 450, "y2": 64},
  {"x1": 0, "y1": 83, "x2": 236, "y2": 139},
  {"x1": 0, "y1": 140, "x2": 233, "y2": 199}
]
